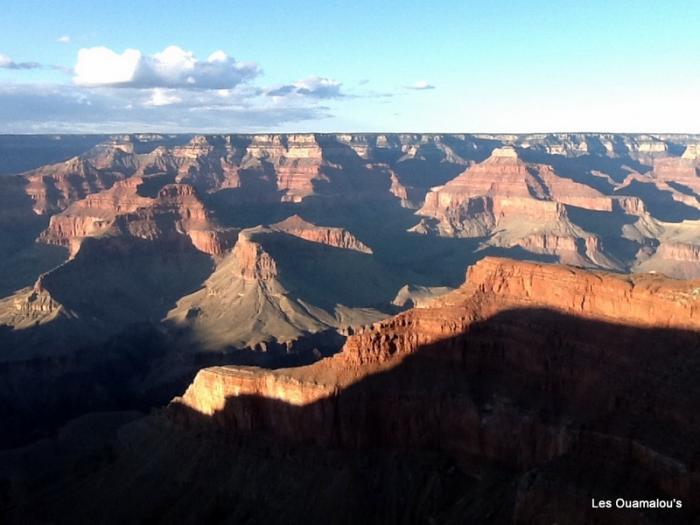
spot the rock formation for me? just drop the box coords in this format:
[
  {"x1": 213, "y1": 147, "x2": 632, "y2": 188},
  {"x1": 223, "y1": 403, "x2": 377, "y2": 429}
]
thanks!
[
  {"x1": 3, "y1": 130, "x2": 700, "y2": 523},
  {"x1": 4, "y1": 132, "x2": 700, "y2": 374},
  {"x1": 176, "y1": 256, "x2": 700, "y2": 421},
  {"x1": 40, "y1": 177, "x2": 236, "y2": 256},
  {"x1": 167, "y1": 257, "x2": 700, "y2": 522},
  {"x1": 164, "y1": 220, "x2": 394, "y2": 351},
  {"x1": 271, "y1": 214, "x2": 372, "y2": 253},
  {"x1": 414, "y1": 146, "x2": 623, "y2": 267}
]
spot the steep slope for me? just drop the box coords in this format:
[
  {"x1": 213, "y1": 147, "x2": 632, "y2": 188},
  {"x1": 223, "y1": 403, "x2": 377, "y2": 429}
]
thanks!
[
  {"x1": 0, "y1": 175, "x2": 68, "y2": 296},
  {"x1": 40, "y1": 177, "x2": 237, "y2": 256},
  {"x1": 414, "y1": 146, "x2": 621, "y2": 267},
  {"x1": 0, "y1": 233, "x2": 216, "y2": 447},
  {"x1": 0, "y1": 235, "x2": 214, "y2": 359},
  {"x1": 21, "y1": 137, "x2": 146, "y2": 215},
  {"x1": 7, "y1": 257, "x2": 700, "y2": 523},
  {"x1": 411, "y1": 142, "x2": 700, "y2": 276},
  {"x1": 166, "y1": 257, "x2": 700, "y2": 523},
  {"x1": 271, "y1": 214, "x2": 372, "y2": 253},
  {"x1": 165, "y1": 220, "x2": 396, "y2": 350},
  {"x1": 177, "y1": 256, "x2": 700, "y2": 419},
  {"x1": 651, "y1": 143, "x2": 700, "y2": 186}
]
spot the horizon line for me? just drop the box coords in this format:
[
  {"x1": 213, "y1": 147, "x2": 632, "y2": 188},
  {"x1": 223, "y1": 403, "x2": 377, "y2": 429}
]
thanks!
[{"x1": 1, "y1": 131, "x2": 700, "y2": 137}]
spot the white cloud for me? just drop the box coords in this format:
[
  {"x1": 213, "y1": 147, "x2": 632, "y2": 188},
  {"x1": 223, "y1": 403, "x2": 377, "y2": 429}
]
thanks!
[
  {"x1": 406, "y1": 80, "x2": 435, "y2": 90},
  {"x1": 74, "y1": 47, "x2": 142, "y2": 86},
  {"x1": 144, "y1": 88, "x2": 182, "y2": 107},
  {"x1": 266, "y1": 76, "x2": 343, "y2": 98},
  {"x1": 57, "y1": 35, "x2": 71, "y2": 44},
  {"x1": 73, "y1": 45, "x2": 260, "y2": 89}
]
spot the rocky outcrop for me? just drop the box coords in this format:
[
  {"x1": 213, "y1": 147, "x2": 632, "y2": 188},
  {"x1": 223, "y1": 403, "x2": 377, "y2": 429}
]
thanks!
[
  {"x1": 270, "y1": 134, "x2": 325, "y2": 201},
  {"x1": 417, "y1": 146, "x2": 609, "y2": 233},
  {"x1": 14, "y1": 133, "x2": 700, "y2": 214},
  {"x1": 636, "y1": 240, "x2": 700, "y2": 279},
  {"x1": 232, "y1": 231, "x2": 279, "y2": 281},
  {"x1": 415, "y1": 147, "x2": 621, "y2": 267},
  {"x1": 492, "y1": 133, "x2": 679, "y2": 163},
  {"x1": 652, "y1": 157, "x2": 700, "y2": 184},
  {"x1": 0, "y1": 284, "x2": 63, "y2": 329},
  {"x1": 40, "y1": 178, "x2": 236, "y2": 256},
  {"x1": 654, "y1": 241, "x2": 700, "y2": 262},
  {"x1": 5, "y1": 133, "x2": 700, "y2": 524},
  {"x1": 271, "y1": 214, "x2": 372, "y2": 253},
  {"x1": 412, "y1": 140, "x2": 700, "y2": 273},
  {"x1": 649, "y1": 144, "x2": 700, "y2": 196},
  {"x1": 145, "y1": 183, "x2": 237, "y2": 255},
  {"x1": 40, "y1": 176, "x2": 153, "y2": 252},
  {"x1": 23, "y1": 157, "x2": 132, "y2": 215},
  {"x1": 172, "y1": 257, "x2": 700, "y2": 520},
  {"x1": 163, "y1": 222, "x2": 396, "y2": 351},
  {"x1": 391, "y1": 284, "x2": 452, "y2": 308},
  {"x1": 340, "y1": 257, "x2": 700, "y2": 367},
  {"x1": 176, "y1": 256, "x2": 700, "y2": 422}
]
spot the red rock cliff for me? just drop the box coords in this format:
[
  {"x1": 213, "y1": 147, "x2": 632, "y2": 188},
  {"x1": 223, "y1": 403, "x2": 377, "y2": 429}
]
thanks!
[{"x1": 172, "y1": 257, "x2": 700, "y2": 507}]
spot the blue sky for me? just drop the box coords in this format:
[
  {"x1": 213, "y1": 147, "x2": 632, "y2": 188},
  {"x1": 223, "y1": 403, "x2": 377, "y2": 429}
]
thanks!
[{"x1": 1, "y1": 0, "x2": 698, "y2": 133}]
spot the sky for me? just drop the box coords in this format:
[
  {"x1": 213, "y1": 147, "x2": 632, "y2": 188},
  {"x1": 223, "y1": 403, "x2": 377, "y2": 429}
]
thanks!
[{"x1": 0, "y1": 0, "x2": 698, "y2": 134}]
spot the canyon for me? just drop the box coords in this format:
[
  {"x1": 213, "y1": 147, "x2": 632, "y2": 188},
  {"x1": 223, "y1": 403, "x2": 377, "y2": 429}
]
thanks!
[
  {"x1": 3, "y1": 257, "x2": 700, "y2": 523},
  {"x1": 1, "y1": 133, "x2": 700, "y2": 523}
]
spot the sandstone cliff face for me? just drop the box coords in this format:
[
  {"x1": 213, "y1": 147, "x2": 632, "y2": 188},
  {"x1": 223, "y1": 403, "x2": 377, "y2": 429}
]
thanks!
[
  {"x1": 635, "y1": 240, "x2": 700, "y2": 280},
  {"x1": 16, "y1": 133, "x2": 700, "y2": 217},
  {"x1": 40, "y1": 176, "x2": 153, "y2": 250},
  {"x1": 269, "y1": 134, "x2": 325, "y2": 201},
  {"x1": 271, "y1": 214, "x2": 372, "y2": 253},
  {"x1": 412, "y1": 140, "x2": 700, "y2": 275},
  {"x1": 5, "y1": 133, "x2": 700, "y2": 524},
  {"x1": 0, "y1": 284, "x2": 64, "y2": 329},
  {"x1": 145, "y1": 183, "x2": 237, "y2": 255},
  {"x1": 176, "y1": 256, "x2": 700, "y2": 419},
  {"x1": 497, "y1": 133, "x2": 676, "y2": 163},
  {"x1": 336, "y1": 258, "x2": 700, "y2": 370},
  {"x1": 163, "y1": 219, "x2": 395, "y2": 351},
  {"x1": 24, "y1": 157, "x2": 131, "y2": 215},
  {"x1": 173, "y1": 257, "x2": 700, "y2": 518},
  {"x1": 40, "y1": 177, "x2": 236, "y2": 256},
  {"x1": 415, "y1": 147, "x2": 620, "y2": 268},
  {"x1": 155, "y1": 133, "x2": 412, "y2": 204},
  {"x1": 232, "y1": 232, "x2": 279, "y2": 281},
  {"x1": 417, "y1": 146, "x2": 608, "y2": 226},
  {"x1": 652, "y1": 149, "x2": 700, "y2": 184}
]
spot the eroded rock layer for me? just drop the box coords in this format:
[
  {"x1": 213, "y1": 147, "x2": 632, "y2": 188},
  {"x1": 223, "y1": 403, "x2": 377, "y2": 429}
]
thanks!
[
  {"x1": 172, "y1": 257, "x2": 700, "y2": 521},
  {"x1": 40, "y1": 176, "x2": 237, "y2": 256},
  {"x1": 7, "y1": 133, "x2": 700, "y2": 278}
]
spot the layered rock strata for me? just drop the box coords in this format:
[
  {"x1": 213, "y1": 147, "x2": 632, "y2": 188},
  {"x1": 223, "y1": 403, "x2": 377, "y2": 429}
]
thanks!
[{"x1": 173, "y1": 257, "x2": 700, "y2": 515}]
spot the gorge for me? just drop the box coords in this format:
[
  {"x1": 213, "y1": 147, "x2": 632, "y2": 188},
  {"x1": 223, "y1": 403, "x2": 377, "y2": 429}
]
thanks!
[{"x1": 1, "y1": 132, "x2": 700, "y2": 523}]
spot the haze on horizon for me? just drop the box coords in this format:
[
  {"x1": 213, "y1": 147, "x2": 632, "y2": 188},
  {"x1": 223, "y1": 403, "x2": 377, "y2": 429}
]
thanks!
[{"x1": 0, "y1": 0, "x2": 698, "y2": 134}]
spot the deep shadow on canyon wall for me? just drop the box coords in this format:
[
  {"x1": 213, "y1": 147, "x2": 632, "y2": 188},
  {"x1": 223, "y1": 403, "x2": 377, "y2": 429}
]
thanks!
[
  {"x1": 4, "y1": 307, "x2": 700, "y2": 524},
  {"x1": 0, "y1": 321, "x2": 347, "y2": 449}
]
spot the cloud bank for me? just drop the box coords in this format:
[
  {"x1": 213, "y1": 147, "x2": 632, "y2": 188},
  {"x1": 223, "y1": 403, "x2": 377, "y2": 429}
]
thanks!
[
  {"x1": 0, "y1": 53, "x2": 41, "y2": 70},
  {"x1": 0, "y1": 45, "x2": 359, "y2": 132},
  {"x1": 266, "y1": 76, "x2": 343, "y2": 99},
  {"x1": 0, "y1": 83, "x2": 332, "y2": 133},
  {"x1": 73, "y1": 46, "x2": 260, "y2": 89}
]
